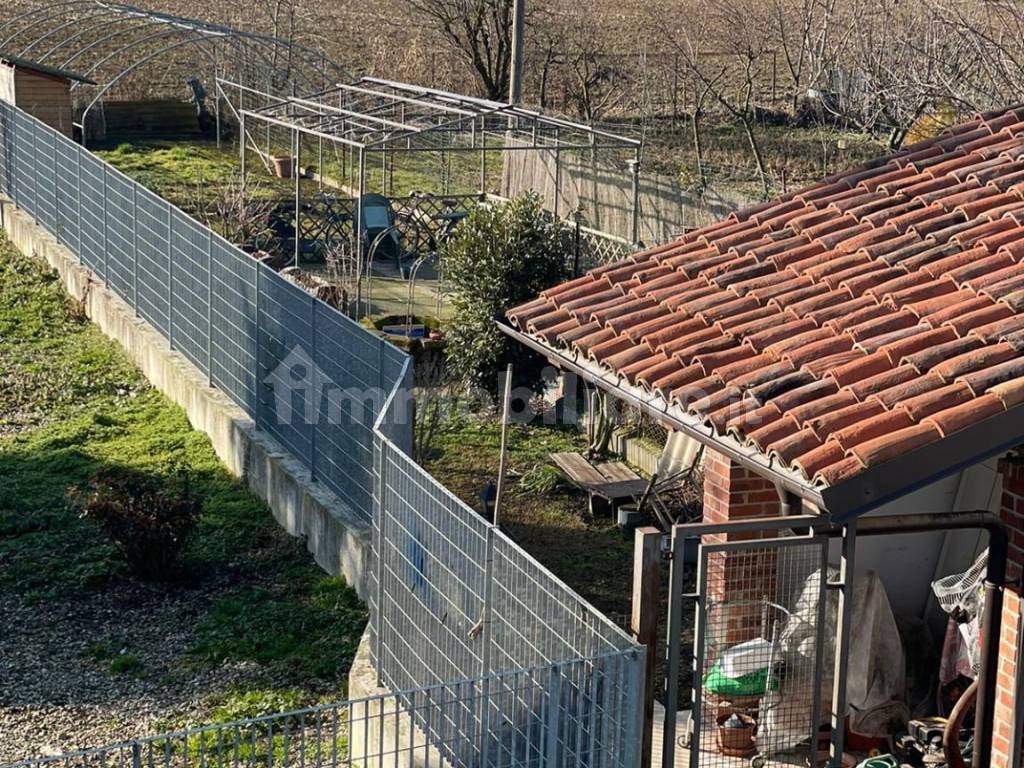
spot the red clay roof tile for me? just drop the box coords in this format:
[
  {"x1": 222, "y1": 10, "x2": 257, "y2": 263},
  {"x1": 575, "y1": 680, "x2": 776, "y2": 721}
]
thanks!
[
  {"x1": 923, "y1": 393, "x2": 1006, "y2": 435},
  {"x1": 847, "y1": 423, "x2": 943, "y2": 469},
  {"x1": 507, "y1": 105, "x2": 1024, "y2": 491},
  {"x1": 832, "y1": 409, "x2": 915, "y2": 450}
]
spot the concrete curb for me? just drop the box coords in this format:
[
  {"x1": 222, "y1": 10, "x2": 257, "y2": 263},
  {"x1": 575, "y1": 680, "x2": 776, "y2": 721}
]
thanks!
[{"x1": 0, "y1": 198, "x2": 372, "y2": 598}]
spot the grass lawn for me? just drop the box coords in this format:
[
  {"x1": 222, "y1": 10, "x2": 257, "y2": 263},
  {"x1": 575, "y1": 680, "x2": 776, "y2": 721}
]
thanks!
[
  {"x1": 0, "y1": 238, "x2": 366, "y2": 756},
  {"x1": 422, "y1": 415, "x2": 636, "y2": 628}
]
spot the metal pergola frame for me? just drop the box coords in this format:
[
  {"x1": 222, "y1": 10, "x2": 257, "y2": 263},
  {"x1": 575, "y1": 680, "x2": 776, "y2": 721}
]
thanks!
[
  {"x1": 0, "y1": 0, "x2": 347, "y2": 144},
  {"x1": 227, "y1": 75, "x2": 644, "y2": 314}
]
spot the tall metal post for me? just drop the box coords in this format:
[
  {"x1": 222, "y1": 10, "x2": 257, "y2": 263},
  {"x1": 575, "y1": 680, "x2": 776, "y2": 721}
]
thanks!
[
  {"x1": 30, "y1": 120, "x2": 38, "y2": 221},
  {"x1": 309, "y1": 294, "x2": 318, "y2": 481},
  {"x1": 293, "y1": 128, "x2": 301, "y2": 268},
  {"x1": 239, "y1": 111, "x2": 246, "y2": 196},
  {"x1": 630, "y1": 153, "x2": 641, "y2": 247},
  {"x1": 131, "y1": 183, "x2": 138, "y2": 316},
  {"x1": 355, "y1": 147, "x2": 366, "y2": 315},
  {"x1": 662, "y1": 525, "x2": 686, "y2": 768},
  {"x1": 829, "y1": 522, "x2": 858, "y2": 768},
  {"x1": 52, "y1": 129, "x2": 59, "y2": 240},
  {"x1": 75, "y1": 144, "x2": 83, "y2": 258},
  {"x1": 206, "y1": 229, "x2": 213, "y2": 386},
  {"x1": 479, "y1": 116, "x2": 487, "y2": 197},
  {"x1": 508, "y1": 0, "x2": 526, "y2": 104},
  {"x1": 101, "y1": 164, "x2": 108, "y2": 283},
  {"x1": 167, "y1": 204, "x2": 174, "y2": 350},
  {"x1": 553, "y1": 146, "x2": 561, "y2": 218}
]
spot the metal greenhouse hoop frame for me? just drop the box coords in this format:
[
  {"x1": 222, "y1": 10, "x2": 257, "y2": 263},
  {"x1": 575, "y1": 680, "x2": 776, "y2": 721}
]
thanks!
[{"x1": 0, "y1": 0, "x2": 347, "y2": 142}]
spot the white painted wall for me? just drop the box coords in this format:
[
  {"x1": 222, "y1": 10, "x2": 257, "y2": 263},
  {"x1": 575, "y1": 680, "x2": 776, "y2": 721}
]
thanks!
[{"x1": 828, "y1": 459, "x2": 999, "y2": 630}]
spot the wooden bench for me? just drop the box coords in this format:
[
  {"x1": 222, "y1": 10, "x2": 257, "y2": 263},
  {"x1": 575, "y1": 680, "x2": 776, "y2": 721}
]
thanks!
[{"x1": 550, "y1": 451, "x2": 649, "y2": 516}]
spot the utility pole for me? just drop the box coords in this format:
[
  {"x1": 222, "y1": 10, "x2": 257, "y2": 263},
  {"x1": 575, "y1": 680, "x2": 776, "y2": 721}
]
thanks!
[{"x1": 508, "y1": 0, "x2": 526, "y2": 104}]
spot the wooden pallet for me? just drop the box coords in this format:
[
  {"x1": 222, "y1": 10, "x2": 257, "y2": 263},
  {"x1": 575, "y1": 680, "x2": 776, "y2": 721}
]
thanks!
[{"x1": 550, "y1": 451, "x2": 648, "y2": 515}]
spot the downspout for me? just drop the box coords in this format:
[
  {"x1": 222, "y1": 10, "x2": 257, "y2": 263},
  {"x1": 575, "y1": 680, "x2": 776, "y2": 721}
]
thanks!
[{"x1": 850, "y1": 513, "x2": 1007, "y2": 768}]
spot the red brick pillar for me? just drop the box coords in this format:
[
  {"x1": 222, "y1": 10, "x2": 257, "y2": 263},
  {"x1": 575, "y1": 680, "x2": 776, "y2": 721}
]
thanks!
[
  {"x1": 702, "y1": 450, "x2": 782, "y2": 645},
  {"x1": 993, "y1": 458, "x2": 1024, "y2": 768}
]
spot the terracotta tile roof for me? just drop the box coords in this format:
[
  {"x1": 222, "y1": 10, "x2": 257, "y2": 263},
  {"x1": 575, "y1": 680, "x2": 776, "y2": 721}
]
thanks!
[{"x1": 507, "y1": 106, "x2": 1024, "y2": 506}]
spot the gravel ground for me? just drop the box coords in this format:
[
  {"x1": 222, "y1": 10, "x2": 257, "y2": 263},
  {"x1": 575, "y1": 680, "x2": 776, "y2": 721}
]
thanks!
[{"x1": 0, "y1": 582, "x2": 278, "y2": 762}]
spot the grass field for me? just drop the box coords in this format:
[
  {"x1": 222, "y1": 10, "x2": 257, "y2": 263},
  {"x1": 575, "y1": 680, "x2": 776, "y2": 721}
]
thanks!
[{"x1": 0, "y1": 237, "x2": 366, "y2": 756}]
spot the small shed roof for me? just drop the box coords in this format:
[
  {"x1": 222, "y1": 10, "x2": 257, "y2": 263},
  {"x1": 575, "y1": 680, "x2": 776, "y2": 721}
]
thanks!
[
  {"x1": 505, "y1": 105, "x2": 1024, "y2": 521},
  {"x1": 0, "y1": 53, "x2": 96, "y2": 85}
]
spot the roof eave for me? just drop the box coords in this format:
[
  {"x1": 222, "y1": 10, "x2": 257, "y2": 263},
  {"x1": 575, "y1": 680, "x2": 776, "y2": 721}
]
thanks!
[
  {"x1": 502, "y1": 320, "x2": 1024, "y2": 524},
  {"x1": 820, "y1": 404, "x2": 1024, "y2": 522},
  {"x1": 498, "y1": 320, "x2": 829, "y2": 512}
]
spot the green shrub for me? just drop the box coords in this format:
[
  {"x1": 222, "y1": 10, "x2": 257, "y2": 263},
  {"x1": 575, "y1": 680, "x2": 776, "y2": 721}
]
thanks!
[
  {"x1": 68, "y1": 468, "x2": 201, "y2": 581},
  {"x1": 109, "y1": 653, "x2": 143, "y2": 676},
  {"x1": 442, "y1": 193, "x2": 571, "y2": 393}
]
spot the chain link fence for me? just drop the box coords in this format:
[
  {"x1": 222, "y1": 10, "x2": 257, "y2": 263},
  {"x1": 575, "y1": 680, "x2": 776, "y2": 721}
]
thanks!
[{"x1": 0, "y1": 102, "x2": 645, "y2": 767}]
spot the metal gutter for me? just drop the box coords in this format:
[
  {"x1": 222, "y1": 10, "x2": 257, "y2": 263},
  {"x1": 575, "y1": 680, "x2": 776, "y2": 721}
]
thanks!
[{"x1": 498, "y1": 322, "x2": 828, "y2": 510}]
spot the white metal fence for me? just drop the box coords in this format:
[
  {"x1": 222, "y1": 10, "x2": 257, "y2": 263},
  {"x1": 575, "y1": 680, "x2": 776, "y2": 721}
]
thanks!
[{"x1": 0, "y1": 102, "x2": 644, "y2": 767}]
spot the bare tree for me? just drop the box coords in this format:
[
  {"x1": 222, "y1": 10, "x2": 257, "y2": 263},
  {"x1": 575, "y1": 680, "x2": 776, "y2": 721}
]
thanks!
[
  {"x1": 664, "y1": 0, "x2": 776, "y2": 197},
  {"x1": 191, "y1": 179, "x2": 277, "y2": 251},
  {"x1": 563, "y1": 22, "x2": 628, "y2": 125},
  {"x1": 402, "y1": 0, "x2": 516, "y2": 100}
]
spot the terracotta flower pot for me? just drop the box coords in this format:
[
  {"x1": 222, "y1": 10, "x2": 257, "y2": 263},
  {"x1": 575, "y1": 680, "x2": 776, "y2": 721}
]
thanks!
[
  {"x1": 271, "y1": 155, "x2": 294, "y2": 179},
  {"x1": 717, "y1": 712, "x2": 757, "y2": 758}
]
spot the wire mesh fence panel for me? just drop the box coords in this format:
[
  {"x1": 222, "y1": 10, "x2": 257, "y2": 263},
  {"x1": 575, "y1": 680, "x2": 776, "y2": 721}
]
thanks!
[
  {"x1": 689, "y1": 537, "x2": 829, "y2": 768},
  {"x1": 255, "y1": 264, "x2": 314, "y2": 465},
  {"x1": 134, "y1": 185, "x2": 172, "y2": 338},
  {"x1": 375, "y1": 438, "x2": 491, "y2": 692},
  {"x1": 104, "y1": 166, "x2": 137, "y2": 306},
  {"x1": 489, "y1": 530, "x2": 633, "y2": 672},
  {"x1": 4, "y1": 654, "x2": 638, "y2": 768},
  {"x1": 168, "y1": 209, "x2": 212, "y2": 375},
  {"x1": 54, "y1": 133, "x2": 82, "y2": 254},
  {"x1": 32, "y1": 124, "x2": 57, "y2": 235},
  {"x1": 209, "y1": 236, "x2": 259, "y2": 414},
  {"x1": 77, "y1": 148, "x2": 107, "y2": 278},
  {"x1": 312, "y1": 303, "x2": 389, "y2": 514},
  {"x1": 11, "y1": 113, "x2": 35, "y2": 220}
]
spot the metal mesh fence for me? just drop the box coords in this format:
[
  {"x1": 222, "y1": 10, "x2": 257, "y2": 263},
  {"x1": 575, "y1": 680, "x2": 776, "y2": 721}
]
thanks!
[
  {"x1": 1, "y1": 653, "x2": 634, "y2": 768},
  {"x1": 0, "y1": 102, "x2": 645, "y2": 767},
  {"x1": 0, "y1": 103, "x2": 399, "y2": 521}
]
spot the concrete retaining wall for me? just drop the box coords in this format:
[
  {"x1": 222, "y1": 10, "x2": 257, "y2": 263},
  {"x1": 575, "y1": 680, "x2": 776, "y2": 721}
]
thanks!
[{"x1": 0, "y1": 197, "x2": 373, "y2": 598}]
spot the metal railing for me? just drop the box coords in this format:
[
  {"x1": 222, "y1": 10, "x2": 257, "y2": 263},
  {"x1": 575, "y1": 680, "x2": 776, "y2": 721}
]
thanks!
[
  {"x1": 2, "y1": 653, "x2": 634, "y2": 768},
  {"x1": 0, "y1": 102, "x2": 644, "y2": 768}
]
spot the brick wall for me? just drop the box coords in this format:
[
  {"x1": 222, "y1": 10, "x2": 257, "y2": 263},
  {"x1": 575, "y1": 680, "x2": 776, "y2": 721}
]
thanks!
[
  {"x1": 702, "y1": 450, "x2": 783, "y2": 645},
  {"x1": 994, "y1": 458, "x2": 1024, "y2": 768}
]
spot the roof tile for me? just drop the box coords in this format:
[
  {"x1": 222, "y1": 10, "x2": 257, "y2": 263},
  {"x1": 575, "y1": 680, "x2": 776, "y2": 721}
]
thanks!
[
  {"x1": 847, "y1": 423, "x2": 943, "y2": 468},
  {"x1": 923, "y1": 393, "x2": 1006, "y2": 435}
]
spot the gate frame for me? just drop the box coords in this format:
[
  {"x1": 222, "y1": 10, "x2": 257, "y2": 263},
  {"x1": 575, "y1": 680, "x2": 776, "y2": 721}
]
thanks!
[{"x1": 661, "y1": 514, "x2": 855, "y2": 768}]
